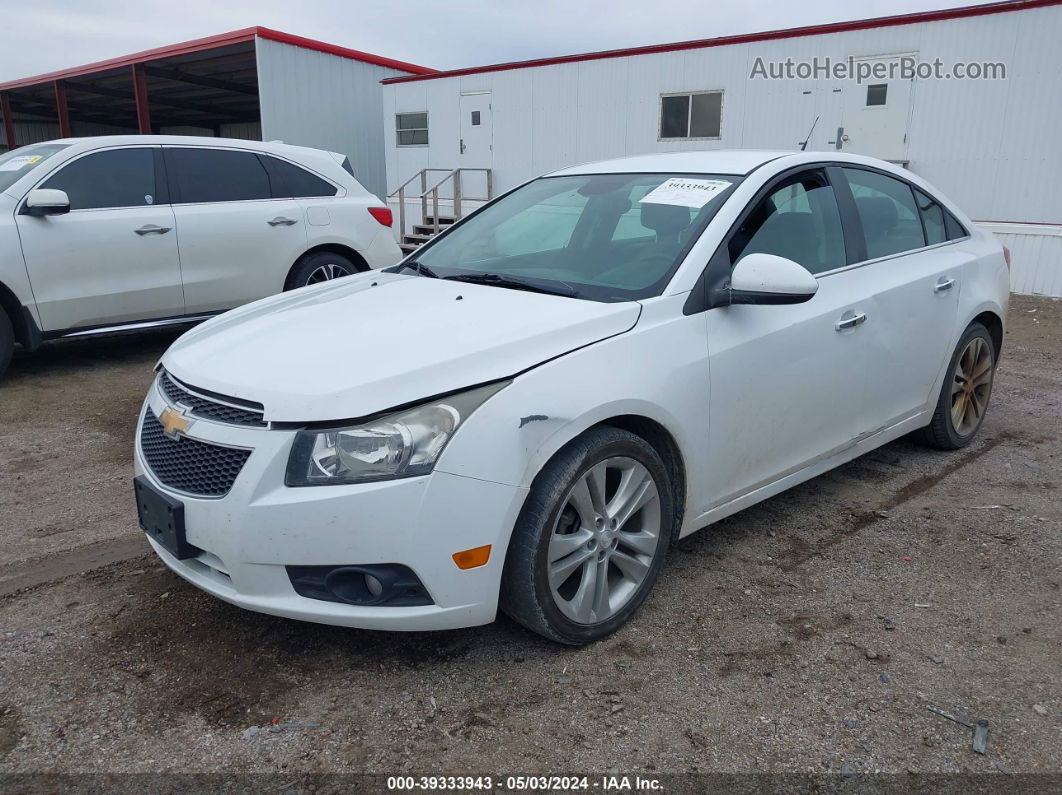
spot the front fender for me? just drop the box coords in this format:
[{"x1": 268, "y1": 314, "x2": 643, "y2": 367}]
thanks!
[{"x1": 436, "y1": 294, "x2": 710, "y2": 514}]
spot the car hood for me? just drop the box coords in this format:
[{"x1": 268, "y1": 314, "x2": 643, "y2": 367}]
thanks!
[{"x1": 162, "y1": 271, "x2": 641, "y2": 422}]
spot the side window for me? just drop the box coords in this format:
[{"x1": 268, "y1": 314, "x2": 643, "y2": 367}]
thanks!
[
  {"x1": 843, "y1": 168, "x2": 926, "y2": 259},
  {"x1": 914, "y1": 188, "x2": 947, "y2": 245},
  {"x1": 168, "y1": 148, "x2": 271, "y2": 203},
  {"x1": 261, "y1": 156, "x2": 337, "y2": 198},
  {"x1": 729, "y1": 171, "x2": 846, "y2": 275},
  {"x1": 41, "y1": 148, "x2": 156, "y2": 211},
  {"x1": 944, "y1": 210, "x2": 967, "y2": 241}
]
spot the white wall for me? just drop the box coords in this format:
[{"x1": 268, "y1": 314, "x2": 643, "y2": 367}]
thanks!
[
  {"x1": 383, "y1": 4, "x2": 1062, "y2": 294},
  {"x1": 257, "y1": 37, "x2": 408, "y2": 200}
]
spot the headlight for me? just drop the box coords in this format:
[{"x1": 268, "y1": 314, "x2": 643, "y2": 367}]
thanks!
[{"x1": 285, "y1": 381, "x2": 509, "y2": 486}]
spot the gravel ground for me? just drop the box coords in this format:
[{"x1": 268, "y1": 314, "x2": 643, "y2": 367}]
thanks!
[{"x1": 0, "y1": 296, "x2": 1059, "y2": 776}]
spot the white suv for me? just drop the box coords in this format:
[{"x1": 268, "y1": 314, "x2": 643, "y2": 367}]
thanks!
[{"x1": 0, "y1": 136, "x2": 401, "y2": 377}]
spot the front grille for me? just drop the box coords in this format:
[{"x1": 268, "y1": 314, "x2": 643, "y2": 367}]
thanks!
[
  {"x1": 158, "y1": 371, "x2": 266, "y2": 428},
  {"x1": 139, "y1": 410, "x2": 251, "y2": 497}
]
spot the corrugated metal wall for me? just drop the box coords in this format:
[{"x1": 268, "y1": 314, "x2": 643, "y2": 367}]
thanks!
[
  {"x1": 384, "y1": 4, "x2": 1062, "y2": 295},
  {"x1": 256, "y1": 37, "x2": 406, "y2": 200}
]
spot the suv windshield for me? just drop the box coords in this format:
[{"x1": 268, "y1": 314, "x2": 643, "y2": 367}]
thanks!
[
  {"x1": 0, "y1": 143, "x2": 70, "y2": 194},
  {"x1": 410, "y1": 172, "x2": 740, "y2": 301}
]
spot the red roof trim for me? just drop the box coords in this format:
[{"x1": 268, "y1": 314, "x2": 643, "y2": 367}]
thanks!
[
  {"x1": 382, "y1": 0, "x2": 1062, "y2": 85},
  {"x1": 0, "y1": 26, "x2": 434, "y2": 93},
  {"x1": 254, "y1": 28, "x2": 435, "y2": 75}
]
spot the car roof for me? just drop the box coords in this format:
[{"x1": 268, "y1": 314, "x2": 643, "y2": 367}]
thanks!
[
  {"x1": 548, "y1": 150, "x2": 796, "y2": 177},
  {"x1": 39, "y1": 135, "x2": 335, "y2": 160}
]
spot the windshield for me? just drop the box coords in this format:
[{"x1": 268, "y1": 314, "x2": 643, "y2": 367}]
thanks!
[
  {"x1": 410, "y1": 172, "x2": 740, "y2": 301},
  {"x1": 0, "y1": 143, "x2": 70, "y2": 194}
]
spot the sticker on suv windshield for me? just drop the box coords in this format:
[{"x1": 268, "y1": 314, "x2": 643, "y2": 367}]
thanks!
[
  {"x1": 0, "y1": 154, "x2": 44, "y2": 172},
  {"x1": 639, "y1": 177, "x2": 733, "y2": 208}
]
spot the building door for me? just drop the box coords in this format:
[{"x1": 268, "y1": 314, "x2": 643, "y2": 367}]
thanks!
[
  {"x1": 838, "y1": 55, "x2": 915, "y2": 163},
  {"x1": 459, "y1": 92, "x2": 493, "y2": 168}
]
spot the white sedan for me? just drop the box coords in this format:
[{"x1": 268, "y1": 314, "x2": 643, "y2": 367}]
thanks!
[{"x1": 134, "y1": 150, "x2": 1009, "y2": 644}]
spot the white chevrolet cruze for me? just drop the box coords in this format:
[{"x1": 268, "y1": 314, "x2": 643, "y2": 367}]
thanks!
[
  {"x1": 0, "y1": 136, "x2": 401, "y2": 378},
  {"x1": 135, "y1": 150, "x2": 1009, "y2": 644}
]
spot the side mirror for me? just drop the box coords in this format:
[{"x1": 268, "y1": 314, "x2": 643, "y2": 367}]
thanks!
[
  {"x1": 23, "y1": 188, "x2": 71, "y2": 217},
  {"x1": 729, "y1": 253, "x2": 818, "y2": 305}
]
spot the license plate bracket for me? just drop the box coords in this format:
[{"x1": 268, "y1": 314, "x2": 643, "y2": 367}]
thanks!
[{"x1": 134, "y1": 476, "x2": 200, "y2": 560}]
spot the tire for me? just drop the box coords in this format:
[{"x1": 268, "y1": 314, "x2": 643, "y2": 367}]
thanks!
[
  {"x1": 0, "y1": 309, "x2": 13, "y2": 380},
  {"x1": 918, "y1": 322, "x2": 996, "y2": 450},
  {"x1": 286, "y1": 251, "x2": 360, "y2": 290},
  {"x1": 500, "y1": 426, "x2": 675, "y2": 645}
]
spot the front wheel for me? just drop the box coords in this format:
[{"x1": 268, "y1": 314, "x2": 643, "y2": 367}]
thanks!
[
  {"x1": 919, "y1": 322, "x2": 996, "y2": 449},
  {"x1": 286, "y1": 251, "x2": 359, "y2": 290},
  {"x1": 500, "y1": 427, "x2": 674, "y2": 645}
]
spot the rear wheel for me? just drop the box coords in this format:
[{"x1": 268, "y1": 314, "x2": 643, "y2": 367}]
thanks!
[
  {"x1": 919, "y1": 322, "x2": 996, "y2": 449},
  {"x1": 0, "y1": 309, "x2": 13, "y2": 380},
  {"x1": 500, "y1": 427, "x2": 674, "y2": 645},
  {"x1": 286, "y1": 251, "x2": 360, "y2": 290}
]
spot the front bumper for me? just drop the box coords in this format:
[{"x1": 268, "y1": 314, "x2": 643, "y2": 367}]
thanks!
[{"x1": 134, "y1": 384, "x2": 527, "y2": 631}]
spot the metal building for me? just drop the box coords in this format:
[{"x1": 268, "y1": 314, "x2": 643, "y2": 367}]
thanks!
[
  {"x1": 0, "y1": 27, "x2": 434, "y2": 199},
  {"x1": 381, "y1": 0, "x2": 1062, "y2": 296}
]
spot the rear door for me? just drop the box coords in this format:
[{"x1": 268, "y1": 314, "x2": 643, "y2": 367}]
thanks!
[
  {"x1": 839, "y1": 167, "x2": 963, "y2": 432},
  {"x1": 15, "y1": 146, "x2": 184, "y2": 331},
  {"x1": 703, "y1": 168, "x2": 872, "y2": 506},
  {"x1": 165, "y1": 147, "x2": 307, "y2": 313}
]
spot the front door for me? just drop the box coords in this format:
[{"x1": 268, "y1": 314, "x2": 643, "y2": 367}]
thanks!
[
  {"x1": 459, "y1": 92, "x2": 493, "y2": 170},
  {"x1": 16, "y1": 146, "x2": 184, "y2": 332},
  {"x1": 703, "y1": 169, "x2": 872, "y2": 508},
  {"x1": 838, "y1": 55, "x2": 915, "y2": 162},
  {"x1": 164, "y1": 147, "x2": 308, "y2": 313}
]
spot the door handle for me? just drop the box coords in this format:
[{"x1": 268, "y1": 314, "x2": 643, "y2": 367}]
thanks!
[
  {"x1": 267, "y1": 216, "x2": 297, "y2": 227},
  {"x1": 460, "y1": 138, "x2": 466, "y2": 155},
  {"x1": 835, "y1": 312, "x2": 867, "y2": 331},
  {"x1": 135, "y1": 224, "x2": 171, "y2": 235},
  {"x1": 934, "y1": 278, "x2": 956, "y2": 293}
]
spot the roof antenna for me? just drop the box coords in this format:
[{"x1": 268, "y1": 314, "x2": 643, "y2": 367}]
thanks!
[{"x1": 799, "y1": 115, "x2": 819, "y2": 151}]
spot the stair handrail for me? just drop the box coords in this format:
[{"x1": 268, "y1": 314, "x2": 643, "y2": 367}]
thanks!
[{"x1": 388, "y1": 167, "x2": 494, "y2": 238}]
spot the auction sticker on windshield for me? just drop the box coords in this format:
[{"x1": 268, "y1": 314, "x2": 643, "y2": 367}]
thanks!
[
  {"x1": 639, "y1": 177, "x2": 732, "y2": 208},
  {"x1": 0, "y1": 155, "x2": 44, "y2": 172}
]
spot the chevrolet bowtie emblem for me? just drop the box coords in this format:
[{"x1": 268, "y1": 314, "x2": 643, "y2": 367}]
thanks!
[{"x1": 159, "y1": 406, "x2": 193, "y2": 439}]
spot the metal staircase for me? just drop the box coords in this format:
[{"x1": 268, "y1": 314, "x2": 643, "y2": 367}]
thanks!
[{"x1": 388, "y1": 168, "x2": 493, "y2": 254}]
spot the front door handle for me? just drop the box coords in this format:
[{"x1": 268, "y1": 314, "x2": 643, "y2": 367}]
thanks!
[
  {"x1": 835, "y1": 312, "x2": 867, "y2": 331},
  {"x1": 267, "y1": 216, "x2": 297, "y2": 227},
  {"x1": 135, "y1": 224, "x2": 171, "y2": 236},
  {"x1": 934, "y1": 277, "x2": 956, "y2": 293}
]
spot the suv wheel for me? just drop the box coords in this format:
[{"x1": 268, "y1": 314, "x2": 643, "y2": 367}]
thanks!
[
  {"x1": 919, "y1": 322, "x2": 996, "y2": 450},
  {"x1": 287, "y1": 252, "x2": 359, "y2": 290},
  {"x1": 501, "y1": 427, "x2": 674, "y2": 645}
]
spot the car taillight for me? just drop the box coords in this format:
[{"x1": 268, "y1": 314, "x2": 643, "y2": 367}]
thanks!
[
  {"x1": 1002, "y1": 245, "x2": 1011, "y2": 271},
  {"x1": 367, "y1": 206, "x2": 393, "y2": 227}
]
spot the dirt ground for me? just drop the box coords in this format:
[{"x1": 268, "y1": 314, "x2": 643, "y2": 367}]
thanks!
[{"x1": 0, "y1": 295, "x2": 1059, "y2": 777}]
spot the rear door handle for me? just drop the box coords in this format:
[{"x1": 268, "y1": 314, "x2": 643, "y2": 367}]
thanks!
[
  {"x1": 135, "y1": 224, "x2": 171, "y2": 236},
  {"x1": 267, "y1": 216, "x2": 297, "y2": 227},
  {"x1": 835, "y1": 312, "x2": 867, "y2": 331},
  {"x1": 934, "y1": 277, "x2": 956, "y2": 293}
]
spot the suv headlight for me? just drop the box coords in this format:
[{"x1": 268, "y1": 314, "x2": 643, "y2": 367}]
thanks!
[{"x1": 285, "y1": 381, "x2": 508, "y2": 486}]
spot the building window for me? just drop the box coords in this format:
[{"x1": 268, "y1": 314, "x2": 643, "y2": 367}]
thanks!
[
  {"x1": 866, "y1": 84, "x2": 888, "y2": 106},
  {"x1": 396, "y1": 112, "x2": 428, "y2": 146},
  {"x1": 660, "y1": 91, "x2": 722, "y2": 140}
]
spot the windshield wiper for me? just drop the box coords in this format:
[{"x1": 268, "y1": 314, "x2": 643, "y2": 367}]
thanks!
[
  {"x1": 443, "y1": 273, "x2": 579, "y2": 298},
  {"x1": 393, "y1": 260, "x2": 440, "y2": 278}
]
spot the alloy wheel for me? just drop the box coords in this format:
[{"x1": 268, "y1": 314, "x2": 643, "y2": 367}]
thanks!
[
  {"x1": 306, "y1": 263, "x2": 351, "y2": 285},
  {"x1": 951, "y1": 336, "x2": 994, "y2": 436},
  {"x1": 547, "y1": 457, "x2": 662, "y2": 624}
]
